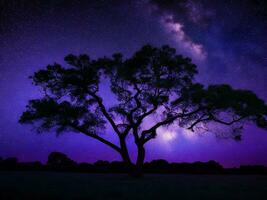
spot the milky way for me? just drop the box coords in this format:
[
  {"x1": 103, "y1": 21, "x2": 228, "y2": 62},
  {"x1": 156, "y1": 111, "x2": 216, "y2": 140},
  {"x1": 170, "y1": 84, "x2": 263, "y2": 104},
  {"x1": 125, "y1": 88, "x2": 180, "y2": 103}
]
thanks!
[{"x1": 0, "y1": 0, "x2": 267, "y2": 167}]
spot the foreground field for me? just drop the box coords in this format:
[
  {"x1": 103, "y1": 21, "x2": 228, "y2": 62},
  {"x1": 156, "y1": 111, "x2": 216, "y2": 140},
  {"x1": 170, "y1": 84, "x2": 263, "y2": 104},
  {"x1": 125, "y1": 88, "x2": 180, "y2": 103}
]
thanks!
[{"x1": 0, "y1": 172, "x2": 267, "y2": 199}]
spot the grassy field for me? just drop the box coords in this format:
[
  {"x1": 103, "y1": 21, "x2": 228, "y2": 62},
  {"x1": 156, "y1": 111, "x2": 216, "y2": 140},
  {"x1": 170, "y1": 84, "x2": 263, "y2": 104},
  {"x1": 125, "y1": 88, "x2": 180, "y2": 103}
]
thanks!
[{"x1": 0, "y1": 171, "x2": 267, "y2": 199}]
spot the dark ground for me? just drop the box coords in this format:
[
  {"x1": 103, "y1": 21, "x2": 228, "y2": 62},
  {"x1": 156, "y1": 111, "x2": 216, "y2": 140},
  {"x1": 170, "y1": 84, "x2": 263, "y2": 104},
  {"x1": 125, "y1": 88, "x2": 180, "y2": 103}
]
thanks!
[{"x1": 0, "y1": 171, "x2": 267, "y2": 200}]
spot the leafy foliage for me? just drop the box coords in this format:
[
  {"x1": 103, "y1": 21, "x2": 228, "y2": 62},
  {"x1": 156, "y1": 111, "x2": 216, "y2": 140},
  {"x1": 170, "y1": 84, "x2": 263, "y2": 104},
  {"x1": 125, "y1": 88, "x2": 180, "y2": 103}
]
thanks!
[{"x1": 19, "y1": 98, "x2": 105, "y2": 135}]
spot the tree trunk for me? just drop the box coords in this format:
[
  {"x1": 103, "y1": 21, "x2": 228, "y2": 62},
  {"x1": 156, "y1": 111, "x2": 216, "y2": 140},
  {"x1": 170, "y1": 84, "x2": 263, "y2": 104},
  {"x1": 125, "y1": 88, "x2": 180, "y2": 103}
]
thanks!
[
  {"x1": 119, "y1": 137, "x2": 134, "y2": 174},
  {"x1": 119, "y1": 137, "x2": 146, "y2": 178},
  {"x1": 132, "y1": 145, "x2": 145, "y2": 178}
]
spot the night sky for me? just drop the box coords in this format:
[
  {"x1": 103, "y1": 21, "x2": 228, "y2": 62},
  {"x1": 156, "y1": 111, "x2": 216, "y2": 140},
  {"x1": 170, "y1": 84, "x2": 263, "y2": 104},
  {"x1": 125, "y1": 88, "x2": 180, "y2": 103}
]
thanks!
[{"x1": 1, "y1": 0, "x2": 267, "y2": 167}]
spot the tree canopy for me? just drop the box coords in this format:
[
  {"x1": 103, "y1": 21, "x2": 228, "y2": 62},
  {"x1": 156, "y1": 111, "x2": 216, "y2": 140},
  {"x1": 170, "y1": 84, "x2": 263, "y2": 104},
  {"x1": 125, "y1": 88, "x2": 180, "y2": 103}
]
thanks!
[{"x1": 20, "y1": 45, "x2": 267, "y2": 175}]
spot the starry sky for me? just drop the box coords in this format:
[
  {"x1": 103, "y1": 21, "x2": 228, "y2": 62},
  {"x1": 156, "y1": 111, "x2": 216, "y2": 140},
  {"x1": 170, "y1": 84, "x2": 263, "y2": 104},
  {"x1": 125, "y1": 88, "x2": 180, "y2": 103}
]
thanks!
[{"x1": 0, "y1": 0, "x2": 267, "y2": 167}]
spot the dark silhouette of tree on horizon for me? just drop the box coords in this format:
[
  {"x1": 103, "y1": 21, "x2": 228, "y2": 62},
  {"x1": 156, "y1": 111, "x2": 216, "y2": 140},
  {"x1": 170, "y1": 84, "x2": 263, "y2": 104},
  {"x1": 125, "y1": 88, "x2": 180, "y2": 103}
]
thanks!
[
  {"x1": 47, "y1": 152, "x2": 76, "y2": 167},
  {"x1": 19, "y1": 45, "x2": 267, "y2": 177}
]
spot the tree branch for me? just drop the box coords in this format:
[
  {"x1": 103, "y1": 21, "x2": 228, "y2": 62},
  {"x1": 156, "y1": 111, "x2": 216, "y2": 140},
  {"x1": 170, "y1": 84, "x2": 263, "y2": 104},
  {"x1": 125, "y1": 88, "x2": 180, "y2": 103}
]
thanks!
[
  {"x1": 209, "y1": 114, "x2": 246, "y2": 125},
  {"x1": 136, "y1": 106, "x2": 158, "y2": 125},
  {"x1": 126, "y1": 85, "x2": 161, "y2": 142},
  {"x1": 142, "y1": 130, "x2": 157, "y2": 144},
  {"x1": 70, "y1": 124, "x2": 121, "y2": 153},
  {"x1": 89, "y1": 92, "x2": 121, "y2": 136},
  {"x1": 127, "y1": 84, "x2": 160, "y2": 133},
  {"x1": 131, "y1": 83, "x2": 142, "y2": 114},
  {"x1": 123, "y1": 83, "x2": 143, "y2": 140},
  {"x1": 187, "y1": 114, "x2": 210, "y2": 131},
  {"x1": 141, "y1": 115, "x2": 179, "y2": 137},
  {"x1": 141, "y1": 107, "x2": 203, "y2": 143}
]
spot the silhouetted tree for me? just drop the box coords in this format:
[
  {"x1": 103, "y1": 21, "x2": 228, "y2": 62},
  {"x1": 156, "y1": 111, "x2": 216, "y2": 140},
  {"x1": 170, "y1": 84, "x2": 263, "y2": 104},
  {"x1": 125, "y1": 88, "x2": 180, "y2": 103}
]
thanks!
[
  {"x1": 144, "y1": 159, "x2": 169, "y2": 173},
  {"x1": 19, "y1": 161, "x2": 43, "y2": 170},
  {"x1": 0, "y1": 157, "x2": 18, "y2": 170},
  {"x1": 47, "y1": 152, "x2": 76, "y2": 168},
  {"x1": 94, "y1": 160, "x2": 110, "y2": 173},
  {"x1": 4, "y1": 157, "x2": 18, "y2": 165},
  {"x1": 19, "y1": 45, "x2": 267, "y2": 177}
]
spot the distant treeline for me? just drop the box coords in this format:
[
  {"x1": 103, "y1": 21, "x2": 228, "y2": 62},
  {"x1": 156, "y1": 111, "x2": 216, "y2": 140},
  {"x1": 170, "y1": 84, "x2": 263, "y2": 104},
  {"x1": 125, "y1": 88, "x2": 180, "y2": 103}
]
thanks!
[{"x1": 1, "y1": 152, "x2": 267, "y2": 175}]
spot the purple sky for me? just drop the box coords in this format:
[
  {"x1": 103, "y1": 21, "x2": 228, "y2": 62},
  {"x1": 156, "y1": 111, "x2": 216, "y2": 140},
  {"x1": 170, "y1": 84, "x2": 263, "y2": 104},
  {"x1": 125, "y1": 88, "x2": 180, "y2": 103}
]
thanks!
[{"x1": 0, "y1": 0, "x2": 267, "y2": 167}]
